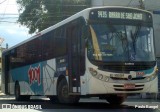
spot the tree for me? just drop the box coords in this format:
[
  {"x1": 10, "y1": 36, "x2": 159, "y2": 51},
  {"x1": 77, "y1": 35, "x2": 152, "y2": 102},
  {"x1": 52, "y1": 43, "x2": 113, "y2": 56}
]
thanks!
[{"x1": 16, "y1": 0, "x2": 91, "y2": 34}]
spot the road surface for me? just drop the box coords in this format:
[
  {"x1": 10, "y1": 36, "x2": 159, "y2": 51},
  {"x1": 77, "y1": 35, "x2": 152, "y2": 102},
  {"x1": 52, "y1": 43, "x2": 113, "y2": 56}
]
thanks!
[{"x1": 0, "y1": 93, "x2": 160, "y2": 112}]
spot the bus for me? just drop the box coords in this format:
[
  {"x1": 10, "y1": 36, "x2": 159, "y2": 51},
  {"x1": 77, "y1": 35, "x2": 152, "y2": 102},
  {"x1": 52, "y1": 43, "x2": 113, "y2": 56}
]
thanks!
[{"x1": 1, "y1": 6, "x2": 158, "y2": 105}]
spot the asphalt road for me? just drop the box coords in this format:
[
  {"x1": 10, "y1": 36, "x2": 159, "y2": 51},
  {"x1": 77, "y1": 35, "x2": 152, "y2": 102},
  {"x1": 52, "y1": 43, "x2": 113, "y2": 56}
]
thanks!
[{"x1": 0, "y1": 94, "x2": 160, "y2": 112}]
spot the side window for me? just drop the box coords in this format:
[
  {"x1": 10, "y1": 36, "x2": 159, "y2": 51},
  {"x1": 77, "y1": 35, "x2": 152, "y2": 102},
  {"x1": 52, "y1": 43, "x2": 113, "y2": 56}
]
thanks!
[
  {"x1": 55, "y1": 27, "x2": 67, "y2": 57},
  {"x1": 25, "y1": 37, "x2": 42, "y2": 65},
  {"x1": 42, "y1": 31, "x2": 55, "y2": 60},
  {"x1": 34, "y1": 37, "x2": 42, "y2": 61},
  {"x1": 26, "y1": 40, "x2": 37, "y2": 64},
  {"x1": 10, "y1": 49, "x2": 18, "y2": 69},
  {"x1": 16, "y1": 44, "x2": 27, "y2": 67}
]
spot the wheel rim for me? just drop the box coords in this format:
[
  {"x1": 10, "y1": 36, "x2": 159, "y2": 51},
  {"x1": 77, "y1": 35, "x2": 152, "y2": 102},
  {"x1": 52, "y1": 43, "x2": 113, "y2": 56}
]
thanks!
[{"x1": 61, "y1": 85, "x2": 68, "y2": 98}]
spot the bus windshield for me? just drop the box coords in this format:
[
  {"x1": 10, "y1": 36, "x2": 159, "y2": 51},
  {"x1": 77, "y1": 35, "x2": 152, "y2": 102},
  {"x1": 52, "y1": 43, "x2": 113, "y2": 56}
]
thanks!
[{"x1": 88, "y1": 24, "x2": 155, "y2": 62}]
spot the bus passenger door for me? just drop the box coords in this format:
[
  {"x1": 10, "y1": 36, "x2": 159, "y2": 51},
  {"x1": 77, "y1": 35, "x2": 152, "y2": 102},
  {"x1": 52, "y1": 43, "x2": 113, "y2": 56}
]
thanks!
[{"x1": 67, "y1": 23, "x2": 81, "y2": 94}]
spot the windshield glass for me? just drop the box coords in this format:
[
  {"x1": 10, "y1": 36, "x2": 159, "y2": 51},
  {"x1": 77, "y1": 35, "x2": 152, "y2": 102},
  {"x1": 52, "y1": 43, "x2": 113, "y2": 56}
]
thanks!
[{"x1": 87, "y1": 24, "x2": 155, "y2": 62}]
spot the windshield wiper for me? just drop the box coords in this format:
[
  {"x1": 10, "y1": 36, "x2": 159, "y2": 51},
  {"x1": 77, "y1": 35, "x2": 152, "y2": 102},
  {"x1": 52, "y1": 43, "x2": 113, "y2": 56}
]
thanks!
[
  {"x1": 131, "y1": 25, "x2": 141, "y2": 54},
  {"x1": 107, "y1": 24, "x2": 129, "y2": 53}
]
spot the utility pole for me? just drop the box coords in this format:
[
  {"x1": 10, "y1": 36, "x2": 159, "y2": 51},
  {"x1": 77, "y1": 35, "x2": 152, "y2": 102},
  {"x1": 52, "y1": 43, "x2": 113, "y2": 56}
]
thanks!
[{"x1": 139, "y1": 0, "x2": 145, "y2": 9}]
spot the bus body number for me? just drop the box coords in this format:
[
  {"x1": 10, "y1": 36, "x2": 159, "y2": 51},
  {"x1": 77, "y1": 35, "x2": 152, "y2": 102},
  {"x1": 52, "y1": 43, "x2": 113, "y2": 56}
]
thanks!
[
  {"x1": 28, "y1": 65, "x2": 41, "y2": 86},
  {"x1": 136, "y1": 72, "x2": 145, "y2": 77}
]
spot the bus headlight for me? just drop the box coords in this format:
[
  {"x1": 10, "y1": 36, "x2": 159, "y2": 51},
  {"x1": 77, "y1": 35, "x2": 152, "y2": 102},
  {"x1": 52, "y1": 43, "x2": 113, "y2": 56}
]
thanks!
[
  {"x1": 89, "y1": 67, "x2": 109, "y2": 82},
  {"x1": 89, "y1": 68, "x2": 98, "y2": 76},
  {"x1": 156, "y1": 68, "x2": 158, "y2": 75},
  {"x1": 98, "y1": 74, "x2": 103, "y2": 80},
  {"x1": 93, "y1": 71, "x2": 98, "y2": 76},
  {"x1": 105, "y1": 76, "x2": 109, "y2": 82},
  {"x1": 146, "y1": 77, "x2": 151, "y2": 81},
  {"x1": 146, "y1": 71, "x2": 157, "y2": 81}
]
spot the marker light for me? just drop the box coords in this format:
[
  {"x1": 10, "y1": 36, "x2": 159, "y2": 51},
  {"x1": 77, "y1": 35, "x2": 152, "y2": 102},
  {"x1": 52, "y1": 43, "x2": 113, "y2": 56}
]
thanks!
[
  {"x1": 156, "y1": 68, "x2": 158, "y2": 75},
  {"x1": 98, "y1": 74, "x2": 103, "y2": 80},
  {"x1": 89, "y1": 67, "x2": 109, "y2": 82},
  {"x1": 105, "y1": 77, "x2": 109, "y2": 82},
  {"x1": 146, "y1": 70, "x2": 157, "y2": 82}
]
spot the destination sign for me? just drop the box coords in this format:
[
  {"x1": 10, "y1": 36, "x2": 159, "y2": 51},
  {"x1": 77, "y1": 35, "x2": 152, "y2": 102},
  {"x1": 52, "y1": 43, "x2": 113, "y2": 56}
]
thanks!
[
  {"x1": 89, "y1": 8, "x2": 152, "y2": 22},
  {"x1": 97, "y1": 11, "x2": 143, "y2": 20}
]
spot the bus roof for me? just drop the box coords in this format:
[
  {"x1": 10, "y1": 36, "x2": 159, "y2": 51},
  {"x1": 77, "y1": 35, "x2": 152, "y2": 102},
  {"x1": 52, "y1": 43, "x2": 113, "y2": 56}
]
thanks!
[{"x1": 3, "y1": 6, "x2": 152, "y2": 54}]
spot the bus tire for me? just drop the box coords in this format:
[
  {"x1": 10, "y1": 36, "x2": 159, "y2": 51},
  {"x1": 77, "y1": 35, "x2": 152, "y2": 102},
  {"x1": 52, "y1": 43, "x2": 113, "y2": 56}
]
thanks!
[
  {"x1": 106, "y1": 94, "x2": 126, "y2": 105},
  {"x1": 15, "y1": 83, "x2": 22, "y2": 101},
  {"x1": 15, "y1": 83, "x2": 30, "y2": 101},
  {"x1": 57, "y1": 78, "x2": 79, "y2": 104}
]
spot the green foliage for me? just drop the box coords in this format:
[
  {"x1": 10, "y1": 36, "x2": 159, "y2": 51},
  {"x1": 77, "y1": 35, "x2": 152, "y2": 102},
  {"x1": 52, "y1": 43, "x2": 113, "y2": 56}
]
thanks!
[{"x1": 16, "y1": 0, "x2": 91, "y2": 34}]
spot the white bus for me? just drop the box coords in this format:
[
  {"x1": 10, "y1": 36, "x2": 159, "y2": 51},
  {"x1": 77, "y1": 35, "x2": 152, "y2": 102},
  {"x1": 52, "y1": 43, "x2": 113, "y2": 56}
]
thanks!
[{"x1": 1, "y1": 6, "x2": 158, "y2": 105}]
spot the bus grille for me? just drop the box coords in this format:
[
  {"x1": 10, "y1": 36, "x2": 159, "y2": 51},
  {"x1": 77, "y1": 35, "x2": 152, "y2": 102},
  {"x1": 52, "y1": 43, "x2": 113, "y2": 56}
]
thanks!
[
  {"x1": 111, "y1": 77, "x2": 145, "y2": 80},
  {"x1": 97, "y1": 61, "x2": 156, "y2": 73},
  {"x1": 114, "y1": 88, "x2": 143, "y2": 91},
  {"x1": 101, "y1": 65, "x2": 153, "y2": 73},
  {"x1": 113, "y1": 84, "x2": 144, "y2": 91}
]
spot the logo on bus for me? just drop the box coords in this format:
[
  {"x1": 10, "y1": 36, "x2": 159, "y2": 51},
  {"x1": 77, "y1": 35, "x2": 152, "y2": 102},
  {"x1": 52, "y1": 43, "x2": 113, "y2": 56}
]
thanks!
[
  {"x1": 28, "y1": 65, "x2": 41, "y2": 86},
  {"x1": 136, "y1": 72, "x2": 145, "y2": 77}
]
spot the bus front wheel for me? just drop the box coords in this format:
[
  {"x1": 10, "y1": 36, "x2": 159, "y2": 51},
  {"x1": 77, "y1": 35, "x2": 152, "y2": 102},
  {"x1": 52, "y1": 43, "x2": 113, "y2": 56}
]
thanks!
[{"x1": 57, "y1": 79, "x2": 79, "y2": 104}]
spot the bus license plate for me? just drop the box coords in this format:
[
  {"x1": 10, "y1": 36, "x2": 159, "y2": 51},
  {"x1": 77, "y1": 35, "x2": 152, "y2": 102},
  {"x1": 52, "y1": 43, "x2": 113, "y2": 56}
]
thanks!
[{"x1": 124, "y1": 84, "x2": 135, "y2": 89}]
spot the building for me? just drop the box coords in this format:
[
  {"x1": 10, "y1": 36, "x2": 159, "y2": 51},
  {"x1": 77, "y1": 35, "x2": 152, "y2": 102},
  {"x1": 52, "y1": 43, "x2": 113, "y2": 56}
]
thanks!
[{"x1": 0, "y1": 47, "x2": 6, "y2": 90}]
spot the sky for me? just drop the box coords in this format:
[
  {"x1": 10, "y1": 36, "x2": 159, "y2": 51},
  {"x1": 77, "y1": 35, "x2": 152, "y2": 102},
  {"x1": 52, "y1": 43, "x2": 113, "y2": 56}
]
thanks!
[{"x1": 0, "y1": 0, "x2": 33, "y2": 48}]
